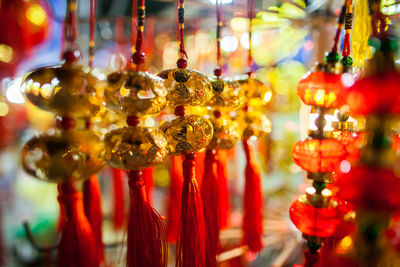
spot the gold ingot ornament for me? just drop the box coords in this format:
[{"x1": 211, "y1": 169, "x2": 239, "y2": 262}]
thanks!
[
  {"x1": 208, "y1": 77, "x2": 244, "y2": 111},
  {"x1": 235, "y1": 74, "x2": 272, "y2": 109},
  {"x1": 208, "y1": 115, "x2": 240, "y2": 150}
]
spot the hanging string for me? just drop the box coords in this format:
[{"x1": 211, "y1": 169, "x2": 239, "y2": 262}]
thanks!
[
  {"x1": 89, "y1": 0, "x2": 97, "y2": 68},
  {"x1": 331, "y1": 2, "x2": 346, "y2": 53},
  {"x1": 178, "y1": 0, "x2": 188, "y2": 60},
  {"x1": 64, "y1": 0, "x2": 78, "y2": 50},
  {"x1": 247, "y1": 0, "x2": 256, "y2": 74},
  {"x1": 341, "y1": 0, "x2": 353, "y2": 71},
  {"x1": 131, "y1": 0, "x2": 146, "y2": 70},
  {"x1": 214, "y1": 0, "x2": 222, "y2": 77}
]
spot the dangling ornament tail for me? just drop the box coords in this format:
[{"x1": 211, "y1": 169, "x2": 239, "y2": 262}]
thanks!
[
  {"x1": 57, "y1": 184, "x2": 66, "y2": 233},
  {"x1": 201, "y1": 149, "x2": 220, "y2": 267},
  {"x1": 83, "y1": 175, "x2": 104, "y2": 263},
  {"x1": 176, "y1": 153, "x2": 205, "y2": 267},
  {"x1": 57, "y1": 182, "x2": 99, "y2": 267},
  {"x1": 195, "y1": 150, "x2": 206, "y2": 187},
  {"x1": 167, "y1": 156, "x2": 183, "y2": 243},
  {"x1": 112, "y1": 168, "x2": 125, "y2": 229},
  {"x1": 143, "y1": 167, "x2": 154, "y2": 205},
  {"x1": 127, "y1": 170, "x2": 167, "y2": 267},
  {"x1": 242, "y1": 139, "x2": 263, "y2": 253},
  {"x1": 303, "y1": 249, "x2": 320, "y2": 267},
  {"x1": 217, "y1": 149, "x2": 230, "y2": 229}
]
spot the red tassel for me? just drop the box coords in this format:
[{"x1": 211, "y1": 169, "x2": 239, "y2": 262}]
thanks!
[
  {"x1": 195, "y1": 150, "x2": 206, "y2": 187},
  {"x1": 126, "y1": 170, "x2": 167, "y2": 267},
  {"x1": 167, "y1": 156, "x2": 183, "y2": 243},
  {"x1": 57, "y1": 184, "x2": 66, "y2": 233},
  {"x1": 242, "y1": 139, "x2": 263, "y2": 253},
  {"x1": 112, "y1": 168, "x2": 125, "y2": 229},
  {"x1": 303, "y1": 250, "x2": 320, "y2": 267},
  {"x1": 57, "y1": 182, "x2": 99, "y2": 267},
  {"x1": 217, "y1": 149, "x2": 230, "y2": 229},
  {"x1": 176, "y1": 153, "x2": 205, "y2": 267},
  {"x1": 143, "y1": 167, "x2": 154, "y2": 205},
  {"x1": 201, "y1": 149, "x2": 220, "y2": 267},
  {"x1": 83, "y1": 175, "x2": 104, "y2": 263}
]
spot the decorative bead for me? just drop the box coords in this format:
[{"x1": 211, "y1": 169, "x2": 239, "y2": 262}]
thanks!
[
  {"x1": 214, "y1": 68, "x2": 221, "y2": 77},
  {"x1": 213, "y1": 110, "x2": 221, "y2": 118},
  {"x1": 292, "y1": 138, "x2": 347, "y2": 173},
  {"x1": 177, "y1": 58, "x2": 188, "y2": 69},
  {"x1": 340, "y1": 56, "x2": 353, "y2": 67},
  {"x1": 56, "y1": 116, "x2": 76, "y2": 130},
  {"x1": 126, "y1": 115, "x2": 140, "y2": 126},
  {"x1": 63, "y1": 50, "x2": 79, "y2": 63},
  {"x1": 132, "y1": 51, "x2": 146, "y2": 65},
  {"x1": 325, "y1": 51, "x2": 339, "y2": 64},
  {"x1": 175, "y1": 106, "x2": 186, "y2": 117}
]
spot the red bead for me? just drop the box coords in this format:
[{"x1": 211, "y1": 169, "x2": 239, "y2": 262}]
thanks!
[
  {"x1": 177, "y1": 58, "x2": 188, "y2": 69},
  {"x1": 126, "y1": 115, "x2": 140, "y2": 126},
  {"x1": 297, "y1": 71, "x2": 344, "y2": 108},
  {"x1": 214, "y1": 68, "x2": 221, "y2": 77},
  {"x1": 174, "y1": 106, "x2": 186, "y2": 117},
  {"x1": 292, "y1": 138, "x2": 347, "y2": 173},
  {"x1": 243, "y1": 105, "x2": 249, "y2": 112},
  {"x1": 289, "y1": 197, "x2": 340, "y2": 237},
  {"x1": 346, "y1": 71, "x2": 400, "y2": 115},
  {"x1": 56, "y1": 116, "x2": 76, "y2": 130},
  {"x1": 336, "y1": 166, "x2": 400, "y2": 211},
  {"x1": 63, "y1": 50, "x2": 80, "y2": 63},
  {"x1": 132, "y1": 51, "x2": 146, "y2": 65},
  {"x1": 213, "y1": 110, "x2": 221, "y2": 118},
  {"x1": 185, "y1": 153, "x2": 196, "y2": 161}
]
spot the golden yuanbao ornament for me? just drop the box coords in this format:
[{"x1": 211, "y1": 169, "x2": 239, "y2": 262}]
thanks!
[
  {"x1": 22, "y1": 63, "x2": 102, "y2": 117},
  {"x1": 160, "y1": 114, "x2": 213, "y2": 155},
  {"x1": 239, "y1": 111, "x2": 272, "y2": 139},
  {"x1": 104, "y1": 126, "x2": 168, "y2": 170},
  {"x1": 105, "y1": 71, "x2": 167, "y2": 116},
  {"x1": 158, "y1": 68, "x2": 213, "y2": 107},
  {"x1": 235, "y1": 74, "x2": 273, "y2": 109},
  {"x1": 207, "y1": 114, "x2": 240, "y2": 150},
  {"x1": 21, "y1": 129, "x2": 104, "y2": 183},
  {"x1": 208, "y1": 77, "x2": 244, "y2": 111}
]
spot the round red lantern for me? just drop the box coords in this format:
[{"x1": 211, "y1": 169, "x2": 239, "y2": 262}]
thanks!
[
  {"x1": 297, "y1": 71, "x2": 345, "y2": 109},
  {"x1": 346, "y1": 71, "x2": 400, "y2": 115},
  {"x1": 289, "y1": 195, "x2": 340, "y2": 237},
  {"x1": 292, "y1": 138, "x2": 347, "y2": 173},
  {"x1": 336, "y1": 166, "x2": 400, "y2": 212}
]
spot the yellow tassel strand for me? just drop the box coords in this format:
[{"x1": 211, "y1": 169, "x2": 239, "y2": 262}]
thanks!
[{"x1": 351, "y1": 0, "x2": 372, "y2": 68}]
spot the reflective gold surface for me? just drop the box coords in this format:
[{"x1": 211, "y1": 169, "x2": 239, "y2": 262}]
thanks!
[{"x1": 208, "y1": 115, "x2": 240, "y2": 150}]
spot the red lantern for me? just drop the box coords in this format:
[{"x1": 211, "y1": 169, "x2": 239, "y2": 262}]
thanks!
[
  {"x1": 330, "y1": 130, "x2": 361, "y2": 163},
  {"x1": 297, "y1": 71, "x2": 344, "y2": 109},
  {"x1": 336, "y1": 166, "x2": 400, "y2": 212},
  {"x1": 292, "y1": 138, "x2": 347, "y2": 173},
  {"x1": 289, "y1": 196, "x2": 340, "y2": 237},
  {"x1": 346, "y1": 71, "x2": 400, "y2": 115}
]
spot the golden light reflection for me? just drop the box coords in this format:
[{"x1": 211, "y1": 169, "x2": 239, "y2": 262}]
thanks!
[
  {"x1": 0, "y1": 44, "x2": 13, "y2": 63},
  {"x1": 26, "y1": 4, "x2": 47, "y2": 26}
]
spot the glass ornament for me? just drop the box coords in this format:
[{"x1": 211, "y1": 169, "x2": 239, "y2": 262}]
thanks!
[
  {"x1": 235, "y1": 75, "x2": 272, "y2": 109},
  {"x1": 292, "y1": 138, "x2": 347, "y2": 173},
  {"x1": 208, "y1": 115, "x2": 240, "y2": 150},
  {"x1": 158, "y1": 68, "x2": 212, "y2": 107},
  {"x1": 289, "y1": 195, "x2": 340, "y2": 237},
  {"x1": 104, "y1": 126, "x2": 168, "y2": 170},
  {"x1": 21, "y1": 129, "x2": 104, "y2": 183},
  {"x1": 237, "y1": 111, "x2": 272, "y2": 139},
  {"x1": 297, "y1": 71, "x2": 344, "y2": 109},
  {"x1": 208, "y1": 77, "x2": 244, "y2": 111},
  {"x1": 104, "y1": 71, "x2": 167, "y2": 116},
  {"x1": 22, "y1": 64, "x2": 102, "y2": 116},
  {"x1": 346, "y1": 71, "x2": 400, "y2": 115},
  {"x1": 160, "y1": 114, "x2": 213, "y2": 155}
]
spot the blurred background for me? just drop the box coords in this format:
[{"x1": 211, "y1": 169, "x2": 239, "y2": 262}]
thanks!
[{"x1": 1, "y1": 0, "x2": 400, "y2": 266}]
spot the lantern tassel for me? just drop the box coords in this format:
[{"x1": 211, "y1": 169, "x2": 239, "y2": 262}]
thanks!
[
  {"x1": 303, "y1": 250, "x2": 320, "y2": 267},
  {"x1": 242, "y1": 139, "x2": 263, "y2": 253},
  {"x1": 195, "y1": 150, "x2": 206, "y2": 187},
  {"x1": 167, "y1": 156, "x2": 183, "y2": 243},
  {"x1": 127, "y1": 170, "x2": 167, "y2": 267},
  {"x1": 201, "y1": 149, "x2": 220, "y2": 267},
  {"x1": 176, "y1": 153, "x2": 205, "y2": 267},
  {"x1": 57, "y1": 182, "x2": 99, "y2": 267},
  {"x1": 112, "y1": 168, "x2": 125, "y2": 229},
  {"x1": 83, "y1": 175, "x2": 104, "y2": 263},
  {"x1": 217, "y1": 149, "x2": 230, "y2": 229},
  {"x1": 57, "y1": 184, "x2": 66, "y2": 233},
  {"x1": 143, "y1": 167, "x2": 154, "y2": 205}
]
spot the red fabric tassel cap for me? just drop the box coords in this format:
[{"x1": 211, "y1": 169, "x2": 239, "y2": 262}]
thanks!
[
  {"x1": 127, "y1": 170, "x2": 167, "y2": 267},
  {"x1": 242, "y1": 139, "x2": 263, "y2": 253},
  {"x1": 57, "y1": 184, "x2": 66, "y2": 234},
  {"x1": 217, "y1": 149, "x2": 230, "y2": 229},
  {"x1": 143, "y1": 167, "x2": 155, "y2": 205},
  {"x1": 57, "y1": 182, "x2": 99, "y2": 267},
  {"x1": 83, "y1": 175, "x2": 104, "y2": 263},
  {"x1": 112, "y1": 168, "x2": 125, "y2": 229},
  {"x1": 201, "y1": 149, "x2": 220, "y2": 267},
  {"x1": 176, "y1": 153, "x2": 205, "y2": 267},
  {"x1": 167, "y1": 156, "x2": 183, "y2": 243}
]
